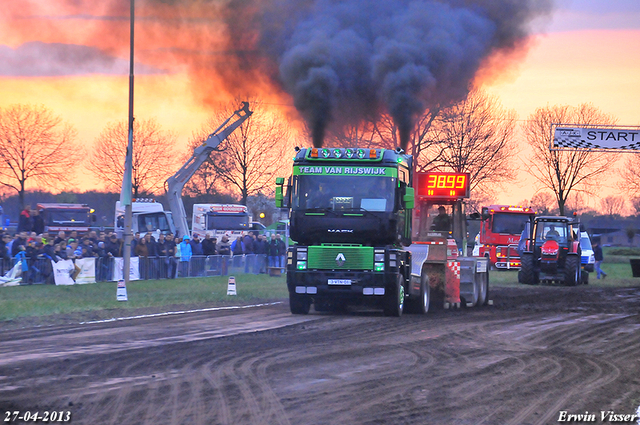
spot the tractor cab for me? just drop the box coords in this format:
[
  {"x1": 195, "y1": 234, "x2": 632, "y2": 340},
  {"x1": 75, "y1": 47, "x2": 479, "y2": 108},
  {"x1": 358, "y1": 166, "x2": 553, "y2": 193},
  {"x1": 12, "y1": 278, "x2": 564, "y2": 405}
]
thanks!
[{"x1": 519, "y1": 216, "x2": 584, "y2": 286}]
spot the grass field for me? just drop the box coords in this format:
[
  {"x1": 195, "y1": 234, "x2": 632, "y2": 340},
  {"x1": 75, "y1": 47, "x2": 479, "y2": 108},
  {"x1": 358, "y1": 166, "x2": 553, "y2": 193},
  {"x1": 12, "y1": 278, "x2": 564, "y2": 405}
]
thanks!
[
  {"x1": 1, "y1": 247, "x2": 639, "y2": 323},
  {"x1": 0, "y1": 274, "x2": 288, "y2": 322}
]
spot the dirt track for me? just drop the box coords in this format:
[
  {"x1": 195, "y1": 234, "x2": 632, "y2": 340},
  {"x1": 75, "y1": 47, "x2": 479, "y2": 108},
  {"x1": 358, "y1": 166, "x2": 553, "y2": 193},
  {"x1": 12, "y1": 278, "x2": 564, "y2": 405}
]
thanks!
[{"x1": 1, "y1": 285, "x2": 640, "y2": 425}]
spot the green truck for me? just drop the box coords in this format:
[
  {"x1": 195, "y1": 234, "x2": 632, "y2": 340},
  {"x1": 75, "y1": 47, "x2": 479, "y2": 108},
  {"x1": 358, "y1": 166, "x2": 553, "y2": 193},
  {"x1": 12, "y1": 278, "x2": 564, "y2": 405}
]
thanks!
[{"x1": 276, "y1": 147, "x2": 490, "y2": 316}]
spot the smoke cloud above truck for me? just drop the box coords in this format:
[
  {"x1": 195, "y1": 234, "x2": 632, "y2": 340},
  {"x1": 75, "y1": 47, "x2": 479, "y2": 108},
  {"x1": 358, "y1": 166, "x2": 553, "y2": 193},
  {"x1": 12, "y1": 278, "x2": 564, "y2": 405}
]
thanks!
[{"x1": 220, "y1": 0, "x2": 552, "y2": 148}]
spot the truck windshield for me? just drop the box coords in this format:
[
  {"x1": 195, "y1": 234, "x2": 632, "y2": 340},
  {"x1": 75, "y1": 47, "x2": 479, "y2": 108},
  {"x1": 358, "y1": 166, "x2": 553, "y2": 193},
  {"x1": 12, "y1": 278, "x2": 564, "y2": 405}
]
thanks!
[
  {"x1": 138, "y1": 212, "x2": 172, "y2": 233},
  {"x1": 206, "y1": 215, "x2": 250, "y2": 231},
  {"x1": 45, "y1": 209, "x2": 89, "y2": 225},
  {"x1": 293, "y1": 175, "x2": 396, "y2": 212},
  {"x1": 491, "y1": 213, "x2": 530, "y2": 235}
]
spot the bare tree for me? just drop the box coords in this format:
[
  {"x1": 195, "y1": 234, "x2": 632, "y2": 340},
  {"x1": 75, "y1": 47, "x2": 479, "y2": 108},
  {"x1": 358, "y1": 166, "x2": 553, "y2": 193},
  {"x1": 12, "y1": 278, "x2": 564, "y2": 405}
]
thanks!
[
  {"x1": 188, "y1": 99, "x2": 292, "y2": 205},
  {"x1": 599, "y1": 195, "x2": 626, "y2": 216},
  {"x1": 631, "y1": 197, "x2": 640, "y2": 216},
  {"x1": 421, "y1": 89, "x2": 518, "y2": 197},
  {"x1": 0, "y1": 104, "x2": 83, "y2": 208},
  {"x1": 524, "y1": 103, "x2": 616, "y2": 216},
  {"x1": 619, "y1": 150, "x2": 640, "y2": 196},
  {"x1": 90, "y1": 118, "x2": 178, "y2": 197},
  {"x1": 528, "y1": 191, "x2": 556, "y2": 215}
]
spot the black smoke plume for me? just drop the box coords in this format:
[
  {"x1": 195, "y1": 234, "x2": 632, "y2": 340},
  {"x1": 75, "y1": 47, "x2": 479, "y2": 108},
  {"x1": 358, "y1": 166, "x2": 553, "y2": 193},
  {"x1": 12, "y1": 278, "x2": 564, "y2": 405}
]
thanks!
[{"x1": 223, "y1": 0, "x2": 553, "y2": 148}]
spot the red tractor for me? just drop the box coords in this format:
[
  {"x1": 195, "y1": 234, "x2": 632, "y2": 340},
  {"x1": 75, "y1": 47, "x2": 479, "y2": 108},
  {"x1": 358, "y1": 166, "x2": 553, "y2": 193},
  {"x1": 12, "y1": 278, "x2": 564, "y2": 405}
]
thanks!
[{"x1": 518, "y1": 216, "x2": 583, "y2": 286}]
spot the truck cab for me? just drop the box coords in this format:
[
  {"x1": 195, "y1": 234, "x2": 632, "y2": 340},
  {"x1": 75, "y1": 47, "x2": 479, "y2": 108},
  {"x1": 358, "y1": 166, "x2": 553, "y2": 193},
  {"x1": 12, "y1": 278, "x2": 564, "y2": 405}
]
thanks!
[
  {"x1": 278, "y1": 147, "x2": 414, "y2": 315},
  {"x1": 115, "y1": 199, "x2": 176, "y2": 238},
  {"x1": 191, "y1": 204, "x2": 251, "y2": 240},
  {"x1": 37, "y1": 203, "x2": 96, "y2": 234},
  {"x1": 476, "y1": 205, "x2": 536, "y2": 269}
]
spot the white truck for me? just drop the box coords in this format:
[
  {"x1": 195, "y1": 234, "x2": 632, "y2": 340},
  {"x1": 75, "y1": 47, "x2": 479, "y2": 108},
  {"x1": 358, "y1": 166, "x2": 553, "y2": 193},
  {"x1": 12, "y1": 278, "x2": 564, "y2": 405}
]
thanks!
[
  {"x1": 115, "y1": 199, "x2": 175, "y2": 238},
  {"x1": 191, "y1": 204, "x2": 251, "y2": 240},
  {"x1": 166, "y1": 103, "x2": 252, "y2": 238},
  {"x1": 114, "y1": 103, "x2": 253, "y2": 239}
]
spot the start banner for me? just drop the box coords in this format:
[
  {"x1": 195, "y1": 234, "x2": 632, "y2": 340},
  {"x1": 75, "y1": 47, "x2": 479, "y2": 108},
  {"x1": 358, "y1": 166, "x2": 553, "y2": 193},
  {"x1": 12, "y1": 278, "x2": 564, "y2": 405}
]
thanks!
[{"x1": 552, "y1": 126, "x2": 640, "y2": 151}]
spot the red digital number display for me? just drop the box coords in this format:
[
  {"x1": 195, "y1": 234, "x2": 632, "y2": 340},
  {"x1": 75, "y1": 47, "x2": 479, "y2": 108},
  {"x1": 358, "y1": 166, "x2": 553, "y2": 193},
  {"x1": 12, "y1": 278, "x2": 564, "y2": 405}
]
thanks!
[{"x1": 415, "y1": 172, "x2": 470, "y2": 198}]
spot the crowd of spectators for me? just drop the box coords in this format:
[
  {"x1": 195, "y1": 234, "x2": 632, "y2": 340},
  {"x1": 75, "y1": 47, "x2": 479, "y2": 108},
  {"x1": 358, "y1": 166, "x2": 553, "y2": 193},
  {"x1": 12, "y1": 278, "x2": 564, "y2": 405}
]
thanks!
[{"x1": 0, "y1": 220, "x2": 288, "y2": 283}]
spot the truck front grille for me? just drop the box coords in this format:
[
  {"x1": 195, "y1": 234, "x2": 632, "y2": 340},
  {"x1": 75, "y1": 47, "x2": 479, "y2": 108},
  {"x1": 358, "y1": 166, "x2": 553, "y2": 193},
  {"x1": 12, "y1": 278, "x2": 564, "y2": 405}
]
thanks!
[{"x1": 308, "y1": 245, "x2": 374, "y2": 270}]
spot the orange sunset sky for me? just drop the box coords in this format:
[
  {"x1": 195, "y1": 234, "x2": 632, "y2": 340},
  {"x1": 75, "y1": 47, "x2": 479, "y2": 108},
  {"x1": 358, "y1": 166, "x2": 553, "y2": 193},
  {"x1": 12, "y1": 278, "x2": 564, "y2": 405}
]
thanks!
[{"x1": 1, "y1": 0, "x2": 639, "y2": 210}]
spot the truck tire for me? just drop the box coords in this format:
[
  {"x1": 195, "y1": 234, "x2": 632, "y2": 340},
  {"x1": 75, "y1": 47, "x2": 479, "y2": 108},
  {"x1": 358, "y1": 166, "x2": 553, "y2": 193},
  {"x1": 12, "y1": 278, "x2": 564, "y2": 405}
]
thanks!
[
  {"x1": 477, "y1": 272, "x2": 489, "y2": 306},
  {"x1": 289, "y1": 292, "x2": 311, "y2": 315},
  {"x1": 407, "y1": 274, "x2": 429, "y2": 314},
  {"x1": 565, "y1": 255, "x2": 580, "y2": 286},
  {"x1": 519, "y1": 253, "x2": 538, "y2": 285},
  {"x1": 384, "y1": 274, "x2": 404, "y2": 317},
  {"x1": 462, "y1": 278, "x2": 479, "y2": 308}
]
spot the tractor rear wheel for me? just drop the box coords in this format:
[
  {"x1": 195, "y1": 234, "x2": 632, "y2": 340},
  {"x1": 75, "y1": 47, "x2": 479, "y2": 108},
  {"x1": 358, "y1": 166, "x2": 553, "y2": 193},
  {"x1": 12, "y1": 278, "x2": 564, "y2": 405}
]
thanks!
[
  {"x1": 519, "y1": 253, "x2": 538, "y2": 285},
  {"x1": 565, "y1": 255, "x2": 580, "y2": 286}
]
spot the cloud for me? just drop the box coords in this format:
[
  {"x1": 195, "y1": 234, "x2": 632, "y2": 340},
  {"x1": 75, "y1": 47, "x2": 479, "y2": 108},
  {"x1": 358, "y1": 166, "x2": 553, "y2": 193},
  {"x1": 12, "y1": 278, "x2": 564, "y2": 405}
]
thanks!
[{"x1": 0, "y1": 41, "x2": 165, "y2": 77}]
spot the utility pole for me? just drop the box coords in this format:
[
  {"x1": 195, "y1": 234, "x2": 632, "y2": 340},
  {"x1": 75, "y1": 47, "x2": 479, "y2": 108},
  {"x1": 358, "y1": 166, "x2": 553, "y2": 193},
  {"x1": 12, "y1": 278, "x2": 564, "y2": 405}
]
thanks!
[{"x1": 120, "y1": 0, "x2": 135, "y2": 285}]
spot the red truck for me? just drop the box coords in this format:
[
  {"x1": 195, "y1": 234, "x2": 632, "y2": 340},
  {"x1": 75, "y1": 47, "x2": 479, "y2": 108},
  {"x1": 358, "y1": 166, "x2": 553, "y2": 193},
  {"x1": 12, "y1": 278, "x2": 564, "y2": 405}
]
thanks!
[{"x1": 474, "y1": 205, "x2": 535, "y2": 269}]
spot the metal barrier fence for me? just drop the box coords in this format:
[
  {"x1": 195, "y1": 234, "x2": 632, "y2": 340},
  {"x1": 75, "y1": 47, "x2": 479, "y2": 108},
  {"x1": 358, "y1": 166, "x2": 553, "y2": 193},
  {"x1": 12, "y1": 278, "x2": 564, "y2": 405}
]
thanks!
[{"x1": 2, "y1": 254, "x2": 283, "y2": 285}]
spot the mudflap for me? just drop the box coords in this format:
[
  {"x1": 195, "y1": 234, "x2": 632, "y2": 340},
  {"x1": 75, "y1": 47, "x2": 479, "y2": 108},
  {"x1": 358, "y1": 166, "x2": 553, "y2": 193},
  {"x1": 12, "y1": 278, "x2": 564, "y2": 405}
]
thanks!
[{"x1": 445, "y1": 260, "x2": 461, "y2": 306}]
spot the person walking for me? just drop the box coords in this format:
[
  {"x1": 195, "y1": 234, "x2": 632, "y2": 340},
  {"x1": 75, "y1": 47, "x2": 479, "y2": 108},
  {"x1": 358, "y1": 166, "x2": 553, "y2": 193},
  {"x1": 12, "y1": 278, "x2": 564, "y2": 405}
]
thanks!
[{"x1": 593, "y1": 240, "x2": 607, "y2": 279}]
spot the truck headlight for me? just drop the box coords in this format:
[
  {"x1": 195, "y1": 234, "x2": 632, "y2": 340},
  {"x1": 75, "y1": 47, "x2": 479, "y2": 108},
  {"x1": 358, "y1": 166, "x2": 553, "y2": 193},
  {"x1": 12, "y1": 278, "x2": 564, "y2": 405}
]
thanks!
[
  {"x1": 374, "y1": 253, "x2": 385, "y2": 262},
  {"x1": 297, "y1": 251, "x2": 307, "y2": 261},
  {"x1": 297, "y1": 261, "x2": 307, "y2": 270},
  {"x1": 374, "y1": 262, "x2": 384, "y2": 272}
]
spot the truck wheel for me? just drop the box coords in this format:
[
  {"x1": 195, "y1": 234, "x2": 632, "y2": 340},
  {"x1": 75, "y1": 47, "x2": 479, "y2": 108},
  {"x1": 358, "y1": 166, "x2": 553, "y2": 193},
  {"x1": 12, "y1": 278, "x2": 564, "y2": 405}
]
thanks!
[
  {"x1": 289, "y1": 293, "x2": 311, "y2": 315},
  {"x1": 463, "y1": 278, "x2": 480, "y2": 308},
  {"x1": 519, "y1": 253, "x2": 538, "y2": 285},
  {"x1": 477, "y1": 272, "x2": 489, "y2": 306},
  {"x1": 384, "y1": 274, "x2": 404, "y2": 317},
  {"x1": 564, "y1": 255, "x2": 580, "y2": 286},
  {"x1": 407, "y1": 274, "x2": 429, "y2": 314}
]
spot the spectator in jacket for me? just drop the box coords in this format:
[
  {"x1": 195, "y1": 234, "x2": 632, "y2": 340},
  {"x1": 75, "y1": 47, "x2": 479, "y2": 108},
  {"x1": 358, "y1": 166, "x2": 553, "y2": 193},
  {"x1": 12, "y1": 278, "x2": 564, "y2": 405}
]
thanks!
[
  {"x1": 14, "y1": 245, "x2": 29, "y2": 283},
  {"x1": 191, "y1": 235, "x2": 203, "y2": 256},
  {"x1": 231, "y1": 236, "x2": 245, "y2": 256},
  {"x1": 11, "y1": 232, "x2": 27, "y2": 257},
  {"x1": 144, "y1": 232, "x2": 158, "y2": 257},
  {"x1": 106, "y1": 234, "x2": 122, "y2": 257},
  {"x1": 135, "y1": 236, "x2": 149, "y2": 258},
  {"x1": 66, "y1": 238, "x2": 81, "y2": 259},
  {"x1": 267, "y1": 234, "x2": 282, "y2": 268},
  {"x1": 178, "y1": 235, "x2": 192, "y2": 277},
  {"x1": 164, "y1": 233, "x2": 177, "y2": 279},
  {"x1": 217, "y1": 236, "x2": 231, "y2": 256},
  {"x1": 54, "y1": 231, "x2": 67, "y2": 245},
  {"x1": 17, "y1": 206, "x2": 32, "y2": 233},
  {"x1": 32, "y1": 209, "x2": 45, "y2": 235},
  {"x1": 135, "y1": 237, "x2": 149, "y2": 279},
  {"x1": 243, "y1": 233, "x2": 254, "y2": 254},
  {"x1": 276, "y1": 234, "x2": 286, "y2": 267},
  {"x1": 202, "y1": 233, "x2": 217, "y2": 256}
]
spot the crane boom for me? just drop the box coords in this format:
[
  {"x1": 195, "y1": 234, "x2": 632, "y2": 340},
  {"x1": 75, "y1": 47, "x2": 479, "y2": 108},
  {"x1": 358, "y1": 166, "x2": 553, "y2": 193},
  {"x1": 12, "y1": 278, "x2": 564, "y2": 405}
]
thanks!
[{"x1": 166, "y1": 102, "x2": 253, "y2": 237}]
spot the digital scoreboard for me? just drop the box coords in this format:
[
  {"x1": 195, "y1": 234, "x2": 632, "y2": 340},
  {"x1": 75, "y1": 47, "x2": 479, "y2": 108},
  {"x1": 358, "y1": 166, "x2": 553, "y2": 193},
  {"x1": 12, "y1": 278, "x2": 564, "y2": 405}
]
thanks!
[{"x1": 415, "y1": 172, "x2": 470, "y2": 199}]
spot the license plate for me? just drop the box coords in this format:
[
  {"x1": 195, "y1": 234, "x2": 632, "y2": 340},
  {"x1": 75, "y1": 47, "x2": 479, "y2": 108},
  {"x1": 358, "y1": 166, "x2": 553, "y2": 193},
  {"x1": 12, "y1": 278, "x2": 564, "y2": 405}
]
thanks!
[{"x1": 328, "y1": 279, "x2": 352, "y2": 285}]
